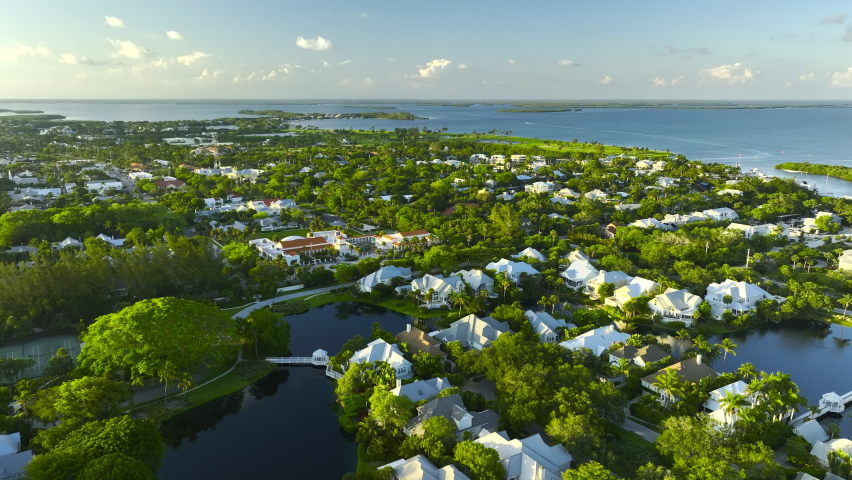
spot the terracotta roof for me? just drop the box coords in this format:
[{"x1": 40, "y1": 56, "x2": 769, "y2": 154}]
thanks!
[
  {"x1": 642, "y1": 356, "x2": 717, "y2": 385},
  {"x1": 395, "y1": 327, "x2": 446, "y2": 358},
  {"x1": 154, "y1": 180, "x2": 186, "y2": 188},
  {"x1": 400, "y1": 230, "x2": 429, "y2": 237},
  {"x1": 276, "y1": 237, "x2": 329, "y2": 250}
]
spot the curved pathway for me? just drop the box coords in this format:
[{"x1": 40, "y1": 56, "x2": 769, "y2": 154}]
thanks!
[{"x1": 232, "y1": 282, "x2": 355, "y2": 319}]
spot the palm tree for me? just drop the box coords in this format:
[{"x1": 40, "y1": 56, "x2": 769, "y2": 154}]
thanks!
[
  {"x1": 826, "y1": 422, "x2": 842, "y2": 439},
  {"x1": 718, "y1": 338, "x2": 738, "y2": 366},
  {"x1": 653, "y1": 368, "x2": 683, "y2": 408},
  {"x1": 613, "y1": 358, "x2": 633, "y2": 381},
  {"x1": 718, "y1": 391, "x2": 750, "y2": 427},
  {"x1": 839, "y1": 294, "x2": 852, "y2": 339},
  {"x1": 627, "y1": 334, "x2": 644, "y2": 348},
  {"x1": 548, "y1": 294, "x2": 559, "y2": 313},
  {"x1": 675, "y1": 329, "x2": 690, "y2": 357},
  {"x1": 736, "y1": 362, "x2": 758, "y2": 381},
  {"x1": 537, "y1": 296, "x2": 549, "y2": 312}
]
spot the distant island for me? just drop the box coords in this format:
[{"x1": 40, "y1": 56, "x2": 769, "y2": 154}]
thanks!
[
  {"x1": 343, "y1": 106, "x2": 398, "y2": 109},
  {"x1": 238, "y1": 109, "x2": 426, "y2": 120},
  {"x1": 0, "y1": 109, "x2": 45, "y2": 114},
  {"x1": 775, "y1": 162, "x2": 852, "y2": 182},
  {"x1": 497, "y1": 108, "x2": 582, "y2": 113}
]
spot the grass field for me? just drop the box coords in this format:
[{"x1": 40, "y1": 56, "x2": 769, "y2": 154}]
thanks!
[
  {"x1": 292, "y1": 291, "x2": 451, "y2": 318},
  {"x1": 248, "y1": 228, "x2": 310, "y2": 240}
]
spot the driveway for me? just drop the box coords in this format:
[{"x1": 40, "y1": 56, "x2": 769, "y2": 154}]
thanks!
[{"x1": 622, "y1": 418, "x2": 659, "y2": 442}]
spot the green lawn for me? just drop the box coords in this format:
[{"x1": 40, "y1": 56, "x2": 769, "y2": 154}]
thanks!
[
  {"x1": 444, "y1": 133, "x2": 671, "y2": 156},
  {"x1": 183, "y1": 371, "x2": 249, "y2": 406},
  {"x1": 288, "y1": 291, "x2": 451, "y2": 318},
  {"x1": 248, "y1": 228, "x2": 310, "y2": 240}
]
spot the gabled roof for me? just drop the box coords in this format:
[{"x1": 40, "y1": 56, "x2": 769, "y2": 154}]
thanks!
[
  {"x1": 641, "y1": 356, "x2": 718, "y2": 385},
  {"x1": 349, "y1": 339, "x2": 411, "y2": 372},
  {"x1": 411, "y1": 274, "x2": 464, "y2": 296},
  {"x1": 794, "y1": 419, "x2": 829, "y2": 446},
  {"x1": 485, "y1": 259, "x2": 540, "y2": 277},
  {"x1": 524, "y1": 310, "x2": 573, "y2": 336},
  {"x1": 514, "y1": 247, "x2": 546, "y2": 262},
  {"x1": 433, "y1": 314, "x2": 510, "y2": 349},
  {"x1": 392, "y1": 377, "x2": 452, "y2": 402},
  {"x1": 650, "y1": 288, "x2": 702, "y2": 312},
  {"x1": 560, "y1": 259, "x2": 598, "y2": 281},
  {"x1": 610, "y1": 344, "x2": 669, "y2": 364},
  {"x1": 475, "y1": 431, "x2": 572, "y2": 479},
  {"x1": 381, "y1": 455, "x2": 471, "y2": 480},
  {"x1": 451, "y1": 269, "x2": 494, "y2": 291},
  {"x1": 811, "y1": 438, "x2": 852, "y2": 463},
  {"x1": 560, "y1": 325, "x2": 630, "y2": 355},
  {"x1": 358, "y1": 266, "x2": 412, "y2": 289},
  {"x1": 589, "y1": 270, "x2": 632, "y2": 285},
  {"x1": 395, "y1": 326, "x2": 445, "y2": 358},
  {"x1": 705, "y1": 279, "x2": 771, "y2": 302}
]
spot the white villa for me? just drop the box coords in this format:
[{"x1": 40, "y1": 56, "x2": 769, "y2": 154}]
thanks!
[
  {"x1": 513, "y1": 247, "x2": 546, "y2": 262},
  {"x1": 793, "y1": 420, "x2": 829, "y2": 446},
  {"x1": 524, "y1": 310, "x2": 574, "y2": 343},
  {"x1": 525, "y1": 181, "x2": 556, "y2": 194},
  {"x1": 348, "y1": 339, "x2": 413, "y2": 379},
  {"x1": 560, "y1": 260, "x2": 599, "y2": 288},
  {"x1": 648, "y1": 288, "x2": 703, "y2": 326},
  {"x1": 584, "y1": 189, "x2": 608, "y2": 201},
  {"x1": 357, "y1": 266, "x2": 412, "y2": 293},
  {"x1": 431, "y1": 314, "x2": 510, "y2": 350},
  {"x1": 475, "y1": 431, "x2": 573, "y2": 480},
  {"x1": 555, "y1": 188, "x2": 581, "y2": 199},
  {"x1": 630, "y1": 218, "x2": 674, "y2": 231},
  {"x1": 559, "y1": 325, "x2": 630, "y2": 355},
  {"x1": 811, "y1": 438, "x2": 852, "y2": 469},
  {"x1": 485, "y1": 259, "x2": 540, "y2": 284},
  {"x1": 704, "y1": 279, "x2": 777, "y2": 319},
  {"x1": 726, "y1": 223, "x2": 780, "y2": 239},
  {"x1": 381, "y1": 456, "x2": 471, "y2": 480},
  {"x1": 585, "y1": 270, "x2": 632, "y2": 297},
  {"x1": 392, "y1": 377, "x2": 453, "y2": 402},
  {"x1": 717, "y1": 188, "x2": 743, "y2": 196},
  {"x1": 702, "y1": 207, "x2": 739, "y2": 221},
  {"x1": 605, "y1": 277, "x2": 660, "y2": 309},
  {"x1": 374, "y1": 230, "x2": 432, "y2": 251},
  {"x1": 839, "y1": 250, "x2": 852, "y2": 271},
  {"x1": 704, "y1": 381, "x2": 753, "y2": 412},
  {"x1": 563, "y1": 250, "x2": 589, "y2": 263},
  {"x1": 451, "y1": 269, "x2": 495, "y2": 295},
  {"x1": 406, "y1": 274, "x2": 465, "y2": 309}
]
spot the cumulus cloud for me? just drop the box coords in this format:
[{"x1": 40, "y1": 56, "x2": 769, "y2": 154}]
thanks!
[
  {"x1": 322, "y1": 60, "x2": 332, "y2": 67},
  {"x1": 338, "y1": 60, "x2": 350, "y2": 65},
  {"x1": 671, "y1": 76, "x2": 684, "y2": 86},
  {"x1": 296, "y1": 36, "x2": 332, "y2": 51},
  {"x1": 457, "y1": 63, "x2": 468, "y2": 69},
  {"x1": 196, "y1": 69, "x2": 222, "y2": 82},
  {"x1": 0, "y1": 45, "x2": 52, "y2": 62},
  {"x1": 652, "y1": 76, "x2": 667, "y2": 87},
  {"x1": 418, "y1": 58, "x2": 451, "y2": 77},
  {"x1": 799, "y1": 72, "x2": 815, "y2": 81},
  {"x1": 599, "y1": 76, "x2": 613, "y2": 85},
  {"x1": 508, "y1": 59, "x2": 516, "y2": 64},
  {"x1": 105, "y1": 16, "x2": 124, "y2": 28},
  {"x1": 176, "y1": 51, "x2": 210, "y2": 66},
  {"x1": 557, "y1": 60, "x2": 580, "y2": 67},
  {"x1": 831, "y1": 67, "x2": 852, "y2": 87},
  {"x1": 699, "y1": 63, "x2": 755, "y2": 83},
  {"x1": 108, "y1": 39, "x2": 153, "y2": 59},
  {"x1": 166, "y1": 31, "x2": 183, "y2": 40},
  {"x1": 59, "y1": 53, "x2": 79, "y2": 64},
  {"x1": 819, "y1": 13, "x2": 847, "y2": 24}
]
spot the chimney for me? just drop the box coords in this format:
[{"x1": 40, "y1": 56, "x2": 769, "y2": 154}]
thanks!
[
  {"x1": 406, "y1": 324, "x2": 412, "y2": 333},
  {"x1": 396, "y1": 379, "x2": 401, "y2": 389},
  {"x1": 695, "y1": 354, "x2": 702, "y2": 365}
]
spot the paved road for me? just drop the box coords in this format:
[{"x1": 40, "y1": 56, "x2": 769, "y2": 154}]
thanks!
[
  {"x1": 232, "y1": 282, "x2": 355, "y2": 319},
  {"x1": 622, "y1": 418, "x2": 660, "y2": 442}
]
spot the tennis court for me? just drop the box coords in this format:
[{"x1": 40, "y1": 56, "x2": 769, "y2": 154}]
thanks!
[{"x1": 0, "y1": 334, "x2": 81, "y2": 377}]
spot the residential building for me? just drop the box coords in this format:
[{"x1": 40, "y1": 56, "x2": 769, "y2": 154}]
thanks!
[
  {"x1": 404, "y1": 394, "x2": 500, "y2": 440},
  {"x1": 584, "y1": 189, "x2": 608, "y2": 201},
  {"x1": 560, "y1": 260, "x2": 599, "y2": 288},
  {"x1": 641, "y1": 356, "x2": 718, "y2": 403},
  {"x1": 380, "y1": 455, "x2": 471, "y2": 480},
  {"x1": 605, "y1": 277, "x2": 660, "y2": 309},
  {"x1": 475, "y1": 431, "x2": 573, "y2": 480},
  {"x1": 609, "y1": 344, "x2": 669, "y2": 367},
  {"x1": 374, "y1": 230, "x2": 432, "y2": 251},
  {"x1": 704, "y1": 381, "x2": 753, "y2": 411},
  {"x1": 484, "y1": 259, "x2": 540, "y2": 284},
  {"x1": 585, "y1": 270, "x2": 632, "y2": 297},
  {"x1": 128, "y1": 171, "x2": 154, "y2": 181},
  {"x1": 407, "y1": 274, "x2": 465, "y2": 309},
  {"x1": 513, "y1": 247, "x2": 546, "y2": 262},
  {"x1": 392, "y1": 377, "x2": 453, "y2": 402},
  {"x1": 555, "y1": 188, "x2": 581, "y2": 199},
  {"x1": 0, "y1": 432, "x2": 31, "y2": 479},
  {"x1": 357, "y1": 266, "x2": 412, "y2": 293},
  {"x1": 702, "y1": 207, "x2": 739, "y2": 221},
  {"x1": 726, "y1": 223, "x2": 780, "y2": 239},
  {"x1": 803, "y1": 211, "x2": 842, "y2": 234},
  {"x1": 704, "y1": 279, "x2": 776, "y2": 319},
  {"x1": 717, "y1": 188, "x2": 743, "y2": 196},
  {"x1": 524, "y1": 181, "x2": 556, "y2": 194},
  {"x1": 510, "y1": 154, "x2": 527, "y2": 163},
  {"x1": 615, "y1": 203, "x2": 642, "y2": 211},
  {"x1": 451, "y1": 269, "x2": 495, "y2": 295},
  {"x1": 811, "y1": 438, "x2": 852, "y2": 468},
  {"x1": 395, "y1": 324, "x2": 447, "y2": 360},
  {"x1": 94, "y1": 234, "x2": 126, "y2": 248},
  {"x1": 839, "y1": 249, "x2": 852, "y2": 271},
  {"x1": 652, "y1": 160, "x2": 667, "y2": 171},
  {"x1": 563, "y1": 250, "x2": 589, "y2": 263},
  {"x1": 348, "y1": 339, "x2": 413, "y2": 379},
  {"x1": 85, "y1": 180, "x2": 124, "y2": 193},
  {"x1": 793, "y1": 420, "x2": 829, "y2": 446},
  {"x1": 630, "y1": 218, "x2": 674, "y2": 231},
  {"x1": 648, "y1": 288, "x2": 703, "y2": 326},
  {"x1": 524, "y1": 310, "x2": 573, "y2": 343},
  {"x1": 431, "y1": 314, "x2": 510, "y2": 350},
  {"x1": 559, "y1": 325, "x2": 630, "y2": 355},
  {"x1": 489, "y1": 155, "x2": 506, "y2": 165},
  {"x1": 52, "y1": 237, "x2": 83, "y2": 250}
]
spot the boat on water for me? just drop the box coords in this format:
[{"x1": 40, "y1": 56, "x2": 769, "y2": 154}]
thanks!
[{"x1": 783, "y1": 169, "x2": 805, "y2": 173}]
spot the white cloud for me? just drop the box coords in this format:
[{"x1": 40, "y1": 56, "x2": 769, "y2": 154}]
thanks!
[
  {"x1": 59, "y1": 53, "x2": 78, "y2": 64},
  {"x1": 105, "y1": 16, "x2": 125, "y2": 28},
  {"x1": 176, "y1": 51, "x2": 210, "y2": 66},
  {"x1": 0, "y1": 45, "x2": 52, "y2": 62},
  {"x1": 557, "y1": 60, "x2": 580, "y2": 67},
  {"x1": 363, "y1": 77, "x2": 374, "y2": 87},
  {"x1": 799, "y1": 72, "x2": 815, "y2": 81},
  {"x1": 699, "y1": 62, "x2": 755, "y2": 83},
  {"x1": 322, "y1": 60, "x2": 332, "y2": 67},
  {"x1": 261, "y1": 70, "x2": 278, "y2": 81},
  {"x1": 831, "y1": 67, "x2": 852, "y2": 87},
  {"x1": 671, "y1": 76, "x2": 684, "y2": 86},
  {"x1": 457, "y1": 64, "x2": 468, "y2": 70},
  {"x1": 296, "y1": 36, "x2": 332, "y2": 51},
  {"x1": 599, "y1": 76, "x2": 614, "y2": 85},
  {"x1": 108, "y1": 39, "x2": 153, "y2": 59},
  {"x1": 418, "y1": 58, "x2": 451, "y2": 78},
  {"x1": 819, "y1": 13, "x2": 847, "y2": 24},
  {"x1": 196, "y1": 69, "x2": 222, "y2": 82},
  {"x1": 166, "y1": 31, "x2": 183, "y2": 40},
  {"x1": 338, "y1": 60, "x2": 350, "y2": 65},
  {"x1": 508, "y1": 59, "x2": 516, "y2": 64},
  {"x1": 652, "y1": 76, "x2": 667, "y2": 87}
]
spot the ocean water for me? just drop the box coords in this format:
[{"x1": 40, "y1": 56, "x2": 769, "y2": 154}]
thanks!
[{"x1": 3, "y1": 101, "x2": 852, "y2": 194}]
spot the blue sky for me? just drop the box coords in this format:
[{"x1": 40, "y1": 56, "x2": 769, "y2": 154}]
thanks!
[{"x1": 1, "y1": 1, "x2": 852, "y2": 99}]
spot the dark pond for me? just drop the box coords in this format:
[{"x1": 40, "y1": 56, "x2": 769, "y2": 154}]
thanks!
[{"x1": 157, "y1": 302, "x2": 418, "y2": 480}]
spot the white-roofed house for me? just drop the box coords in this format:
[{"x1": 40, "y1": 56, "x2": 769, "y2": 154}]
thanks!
[
  {"x1": 559, "y1": 325, "x2": 630, "y2": 355},
  {"x1": 52, "y1": 237, "x2": 83, "y2": 251},
  {"x1": 513, "y1": 247, "x2": 546, "y2": 262},
  {"x1": 648, "y1": 288, "x2": 703, "y2": 327},
  {"x1": 555, "y1": 188, "x2": 581, "y2": 199},
  {"x1": 811, "y1": 438, "x2": 852, "y2": 468},
  {"x1": 839, "y1": 250, "x2": 852, "y2": 271},
  {"x1": 357, "y1": 266, "x2": 412, "y2": 293},
  {"x1": 525, "y1": 181, "x2": 556, "y2": 194},
  {"x1": 524, "y1": 310, "x2": 574, "y2": 343},
  {"x1": 726, "y1": 223, "x2": 780, "y2": 239},
  {"x1": 474, "y1": 431, "x2": 572, "y2": 480},
  {"x1": 585, "y1": 270, "x2": 632, "y2": 297},
  {"x1": 560, "y1": 260, "x2": 599, "y2": 289},
  {"x1": 605, "y1": 277, "x2": 661, "y2": 309},
  {"x1": 629, "y1": 218, "x2": 674, "y2": 231},
  {"x1": 484, "y1": 259, "x2": 540, "y2": 285},
  {"x1": 431, "y1": 314, "x2": 510, "y2": 350},
  {"x1": 793, "y1": 419, "x2": 829, "y2": 446},
  {"x1": 704, "y1": 381, "x2": 753, "y2": 412},
  {"x1": 0, "y1": 433, "x2": 21, "y2": 457},
  {"x1": 407, "y1": 274, "x2": 465, "y2": 309},
  {"x1": 702, "y1": 207, "x2": 739, "y2": 222},
  {"x1": 451, "y1": 269, "x2": 495, "y2": 295},
  {"x1": 94, "y1": 234, "x2": 126, "y2": 248},
  {"x1": 717, "y1": 189, "x2": 743, "y2": 196},
  {"x1": 348, "y1": 339, "x2": 413, "y2": 379},
  {"x1": 563, "y1": 250, "x2": 589, "y2": 263},
  {"x1": 392, "y1": 377, "x2": 453, "y2": 403},
  {"x1": 584, "y1": 189, "x2": 608, "y2": 201},
  {"x1": 381, "y1": 455, "x2": 471, "y2": 480},
  {"x1": 704, "y1": 279, "x2": 777, "y2": 319}
]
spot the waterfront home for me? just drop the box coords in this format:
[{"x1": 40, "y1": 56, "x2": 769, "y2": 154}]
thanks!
[
  {"x1": 609, "y1": 344, "x2": 669, "y2": 368},
  {"x1": 702, "y1": 207, "x2": 739, "y2": 222},
  {"x1": 648, "y1": 288, "x2": 703, "y2": 327},
  {"x1": 704, "y1": 279, "x2": 776, "y2": 319},
  {"x1": 585, "y1": 270, "x2": 632, "y2": 297},
  {"x1": 406, "y1": 274, "x2": 465, "y2": 309},
  {"x1": 559, "y1": 325, "x2": 630, "y2": 355},
  {"x1": 726, "y1": 223, "x2": 779, "y2": 239},
  {"x1": 485, "y1": 259, "x2": 540, "y2": 284},
  {"x1": 451, "y1": 269, "x2": 495, "y2": 295},
  {"x1": 524, "y1": 181, "x2": 556, "y2": 194},
  {"x1": 348, "y1": 339, "x2": 412, "y2": 379},
  {"x1": 404, "y1": 393, "x2": 500, "y2": 440},
  {"x1": 839, "y1": 250, "x2": 852, "y2": 271},
  {"x1": 391, "y1": 377, "x2": 453, "y2": 402},
  {"x1": 641, "y1": 356, "x2": 718, "y2": 404},
  {"x1": 475, "y1": 431, "x2": 573, "y2": 480},
  {"x1": 563, "y1": 249, "x2": 589, "y2": 263},
  {"x1": 793, "y1": 420, "x2": 829, "y2": 446},
  {"x1": 395, "y1": 325, "x2": 447, "y2": 360},
  {"x1": 560, "y1": 260, "x2": 598, "y2": 288},
  {"x1": 704, "y1": 381, "x2": 753, "y2": 412},
  {"x1": 356, "y1": 266, "x2": 412, "y2": 293},
  {"x1": 513, "y1": 247, "x2": 546, "y2": 262},
  {"x1": 605, "y1": 277, "x2": 660, "y2": 309},
  {"x1": 811, "y1": 438, "x2": 852, "y2": 469},
  {"x1": 584, "y1": 189, "x2": 608, "y2": 201},
  {"x1": 431, "y1": 314, "x2": 510, "y2": 350},
  {"x1": 381, "y1": 455, "x2": 471, "y2": 480},
  {"x1": 803, "y1": 211, "x2": 842, "y2": 234},
  {"x1": 524, "y1": 310, "x2": 573, "y2": 343}
]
